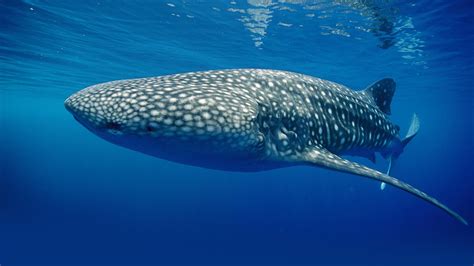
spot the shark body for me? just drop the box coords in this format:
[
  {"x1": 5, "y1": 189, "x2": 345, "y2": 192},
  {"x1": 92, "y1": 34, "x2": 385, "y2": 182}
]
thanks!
[{"x1": 65, "y1": 69, "x2": 467, "y2": 225}]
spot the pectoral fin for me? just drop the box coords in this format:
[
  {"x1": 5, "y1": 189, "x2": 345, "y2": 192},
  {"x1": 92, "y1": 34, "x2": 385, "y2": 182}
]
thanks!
[{"x1": 300, "y1": 147, "x2": 467, "y2": 225}]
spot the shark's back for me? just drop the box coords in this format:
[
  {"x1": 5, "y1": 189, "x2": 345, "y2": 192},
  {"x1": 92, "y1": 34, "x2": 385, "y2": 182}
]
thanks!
[
  {"x1": 65, "y1": 68, "x2": 468, "y2": 225},
  {"x1": 194, "y1": 69, "x2": 401, "y2": 158}
]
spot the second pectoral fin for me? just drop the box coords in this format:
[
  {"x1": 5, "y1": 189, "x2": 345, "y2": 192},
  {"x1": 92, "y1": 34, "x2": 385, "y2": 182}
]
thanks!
[{"x1": 298, "y1": 146, "x2": 467, "y2": 225}]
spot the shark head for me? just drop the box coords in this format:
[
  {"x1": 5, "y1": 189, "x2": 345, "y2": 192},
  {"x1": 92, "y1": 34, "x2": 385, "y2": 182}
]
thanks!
[
  {"x1": 64, "y1": 69, "x2": 469, "y2": 226},
  {"x1": 65, "y1": 77, "x2": 269, "y2": 170},
  {"x1": 64, "y1": 80, "x2": 166, "y2": 140}
]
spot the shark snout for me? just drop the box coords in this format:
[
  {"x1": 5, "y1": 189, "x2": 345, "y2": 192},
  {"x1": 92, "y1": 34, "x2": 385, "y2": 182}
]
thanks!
[
  {"x1": 64, "y1": 90, "x2": 108, "y2": 130},
  {"x1": 65, "y1": 88, "x2": 135, "y2": 137},
  {"x1": 64, "y1": 95, "x2": 75, "y2": 114},
  {"x1": 64, "y1": 91, "x2": 87, "y2": 116},
  {"x1": 65, "y1": 93, "x2": 95, "y2": 131}
]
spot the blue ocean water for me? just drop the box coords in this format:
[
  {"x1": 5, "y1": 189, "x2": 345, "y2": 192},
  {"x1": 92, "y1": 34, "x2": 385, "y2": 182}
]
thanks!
[{"x1": 1, "y1": 0, "x2": 473, "y2": 265}]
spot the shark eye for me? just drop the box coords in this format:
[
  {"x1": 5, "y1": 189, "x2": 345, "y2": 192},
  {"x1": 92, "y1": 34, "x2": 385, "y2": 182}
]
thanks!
[
  {"x1": 105, "y1": 122, "x2": 123, "y2": 135},
  {"x1": 105, "y1": 122, "x2": 121, "y2": 130},
  {"x1": 146, "y1": 125, "x2": 156, "y2": 132}
]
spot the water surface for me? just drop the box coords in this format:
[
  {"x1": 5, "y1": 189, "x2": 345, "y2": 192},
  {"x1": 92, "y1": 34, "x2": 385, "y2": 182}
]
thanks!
[{"x1": 1, "y1": 0, "x2": 473, "y2": 265}]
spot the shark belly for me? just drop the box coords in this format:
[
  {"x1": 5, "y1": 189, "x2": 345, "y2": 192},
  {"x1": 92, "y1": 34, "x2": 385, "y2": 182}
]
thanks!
[{"x1": 64, "y1": 69, "x2": 468, "y2": 225}]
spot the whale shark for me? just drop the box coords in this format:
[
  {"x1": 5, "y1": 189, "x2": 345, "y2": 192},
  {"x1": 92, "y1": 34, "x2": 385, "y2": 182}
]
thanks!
[{"x1": 65, "y1": 69, "x2": 467, "y2": 225}]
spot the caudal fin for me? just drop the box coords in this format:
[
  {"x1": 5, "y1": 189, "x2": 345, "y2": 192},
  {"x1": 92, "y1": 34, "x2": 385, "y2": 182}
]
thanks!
[
  {"x1": 380, "y1": 113, "x2": 420, "y2": 191},
  {"x1": 402, "y1": 113, "x2": 420, "y2": 146}
]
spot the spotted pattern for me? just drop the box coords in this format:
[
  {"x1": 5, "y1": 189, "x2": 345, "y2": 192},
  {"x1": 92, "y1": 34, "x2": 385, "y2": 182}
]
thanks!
[
  {"x1": 64, "y1": 69, "x2": 467, "y2": 225},
  {"x1": 65, "y1": 69, "x2": 400, "y2": 161}
]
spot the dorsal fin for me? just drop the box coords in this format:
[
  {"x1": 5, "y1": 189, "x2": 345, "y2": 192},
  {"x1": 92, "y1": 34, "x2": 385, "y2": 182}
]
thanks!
[{"x1": 363, "y1": 78, "x2": 396, "y2": 115}]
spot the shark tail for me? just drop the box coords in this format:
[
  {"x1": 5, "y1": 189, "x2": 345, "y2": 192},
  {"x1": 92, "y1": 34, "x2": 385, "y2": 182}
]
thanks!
[{"x1": 380, "y1": 113, "x2": 420, "y2": 190}]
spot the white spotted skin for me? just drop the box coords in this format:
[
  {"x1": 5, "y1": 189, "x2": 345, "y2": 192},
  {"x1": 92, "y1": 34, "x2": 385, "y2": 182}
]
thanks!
[{"x1": 65, "y1": 69, "x2": 401, "y2": 171}]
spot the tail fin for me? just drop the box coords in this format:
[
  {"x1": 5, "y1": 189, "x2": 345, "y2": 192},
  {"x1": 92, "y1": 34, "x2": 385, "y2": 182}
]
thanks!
[
  {"x1": 402, "y1": 113, "x2": 420, "y2": 146},
  {"x1": 380, "y1": 113, "x2": 420, "y2": 190}
]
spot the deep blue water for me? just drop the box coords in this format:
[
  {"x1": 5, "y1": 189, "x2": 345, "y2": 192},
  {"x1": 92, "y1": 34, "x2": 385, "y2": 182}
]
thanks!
[{"x1": 1, "y1": 0, "x2": 473, "y2": 265}]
